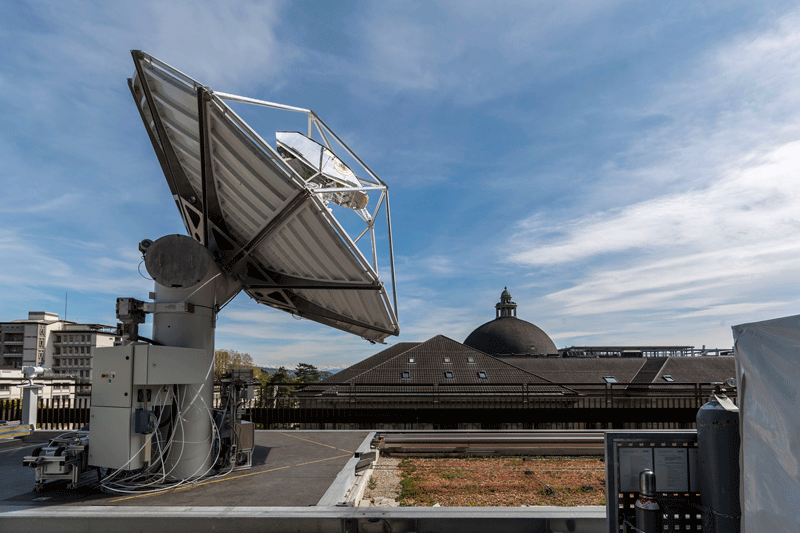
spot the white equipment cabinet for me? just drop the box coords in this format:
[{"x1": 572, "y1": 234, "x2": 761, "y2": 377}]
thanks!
[{"x1": 89, "y1": 344, "x2": 208, "y2": 470}]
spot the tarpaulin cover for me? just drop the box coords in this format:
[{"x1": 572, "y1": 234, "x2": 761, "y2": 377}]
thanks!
[{"x1": 732, "y1": 315, "x2": 800, "y2": 532}]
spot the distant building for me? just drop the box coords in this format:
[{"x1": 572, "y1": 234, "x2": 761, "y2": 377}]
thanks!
[
  {"x1": 0, "y1": 312, "x2": 64, "y2": 368},
  {"x1": 0, "y1": 312, "x2": 119, "y2": 395},
  {"x1": 51, "y1": 323, "x2": 119, "y2": 395},
  {"x1": 558, "y1": 346, "x2": 733, "y2": 358},
  {"x1": 302, "y1": 334, "x2": 576, "y2": 429},
  {"x1": 0, "y1": 367, "x2": 77, "y2": 405},
  {"x1": 297, "y1": 288, "x2": 737, "y2": 429}
]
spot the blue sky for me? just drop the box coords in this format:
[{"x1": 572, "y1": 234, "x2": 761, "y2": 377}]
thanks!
[{"x1": 3, "y1": 1, "x2": 800, "y2": 370}]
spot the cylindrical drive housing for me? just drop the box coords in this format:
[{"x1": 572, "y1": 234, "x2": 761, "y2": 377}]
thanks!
[{"x1": 145, "y1": 234, "x2": 220, "y2": 480}]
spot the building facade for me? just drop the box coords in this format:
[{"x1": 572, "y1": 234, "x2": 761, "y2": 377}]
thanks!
[
  {"x1": 51, "y1": 323, "x2": 119, "y2": 395},
  {"x1": 0, "y1": 312, "x2": 64, "y2": 368},
  {"x1": 0, "y1": 367, "x2": 77, "y2": 405},
  {"x1": 1, "y1": 312, "x2": 119, "y2": 395}
]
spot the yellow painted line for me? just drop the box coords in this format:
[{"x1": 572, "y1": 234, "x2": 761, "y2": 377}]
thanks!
[
  {"x1": 109, "y1": 453, "x2": 351, "y2": 502},
  {"x1": 294, "y1": 453, "x2": 351, "y2": 467},
  {"x1": 277, "y1": 432, "x2": 353, "y2": 453}
]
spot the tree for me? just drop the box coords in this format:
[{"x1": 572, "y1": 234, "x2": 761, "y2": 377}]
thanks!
[
  {"x1": 294, "y1": 363, "x2": 321, "y2": 383},
  {"x1": 266, "y1": 366, "x2": 292, "y2": 408},
  {"x1": 214, "y1": 349, "x2": 256, "y2": 380}
]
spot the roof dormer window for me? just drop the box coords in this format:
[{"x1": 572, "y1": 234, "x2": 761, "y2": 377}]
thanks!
[
  {"x1": 443, "y1": 357, "x2": 451, "y2": 364},
  {"x1": 408, "y1": 357, "x2": 415, "y2": 364}
]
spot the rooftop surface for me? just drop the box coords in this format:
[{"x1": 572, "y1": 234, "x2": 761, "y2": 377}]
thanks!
[
  {"x1": 0, "y1": 430, "x2": 607, "y2": 532},
  {"x1": 1, "y1": 430, "x2": 369, "y2": 508}
]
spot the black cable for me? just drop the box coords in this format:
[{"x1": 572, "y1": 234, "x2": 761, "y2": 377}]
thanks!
[{"x1": 135, "y1": 335, "x2": 163, "y2": 346}]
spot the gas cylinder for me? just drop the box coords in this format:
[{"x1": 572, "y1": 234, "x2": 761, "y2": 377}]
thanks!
[{"x1": 696, "y1": 387, "x2": 740, "y2": 533}]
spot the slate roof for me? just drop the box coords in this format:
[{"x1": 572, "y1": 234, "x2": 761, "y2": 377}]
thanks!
[
  {"x1": 497, "y1": 357, "x2": 648, "y2": 384},
  {"x1": 497, "y1": 356, "x2": 737, "y2": 385},
  {"x1": 322, "y1": 342, "x2": 420, "y2": 383},
  {"x1": 655, "y1": 356, "x2": 737, "y2": 383},
  {"x1": 304, "y1": 335, "x2": 574, "y2": 396}
]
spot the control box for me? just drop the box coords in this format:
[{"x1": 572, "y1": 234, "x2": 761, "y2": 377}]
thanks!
[{"x1": 89, "y1": 344, "x2": 209, "y2": 470}]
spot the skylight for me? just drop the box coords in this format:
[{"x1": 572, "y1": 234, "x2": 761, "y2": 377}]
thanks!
[
  {"x1": 663, "y1": 375, "x2": 675, "y2": 382},
  {"x1": 443, "y1": 357, "x2": 451, "y2": 363},
  {"x1": 444, "y1": 371, "x2": 454, "y2": 379},
  {"x1": 602, "y1": 376, "x2": 618, "y2": 383},
  {"x1": 467, "y1": 356, "x2": 475, "y2": 363},
  {"x1": 408, "y1": 357, "x2": 415, "y2": 364},
  {"x1": 477, "y1": 371, "x2": 487, "y2": 379},
  {"x1": 401, "y1": 371, "x2": 410, "y2": 379}
]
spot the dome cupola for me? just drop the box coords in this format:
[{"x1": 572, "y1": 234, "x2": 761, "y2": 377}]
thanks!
[
  {"x1": 496, "y1": 287, "x2": 517, "y2": 318},
  {"x1": 464, "y1": 288, "x2": 558, "y2": 357}
]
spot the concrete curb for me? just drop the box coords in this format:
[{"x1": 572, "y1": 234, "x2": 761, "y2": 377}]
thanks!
[{"x1": 316, "y1": 432, "x2": 377, "y2": 506}]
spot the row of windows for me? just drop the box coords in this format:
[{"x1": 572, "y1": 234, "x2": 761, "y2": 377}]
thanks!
[
  {"x1": 407, "y1": 356, "x2": 476, "y2": 364},
  {"x1": 59, "y1": 346, "x2": 89, "y2": 354},
  {"x1": 55, "y1": 369, "x2": 91, "y2": 377},
  {"x1": 58, "y1": 358, "x2": 90, "y2": 367},
  {"x1": 56, "y1": 334, "x2": 92, "y2": 343},
  {"x1": 401, "y1": 371, "x2": 488, "y2": 379}
]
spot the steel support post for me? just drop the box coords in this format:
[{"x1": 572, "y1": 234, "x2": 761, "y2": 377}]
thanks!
[{"x1": 20, "y1": 385, "x2": 43, "y2": 427}]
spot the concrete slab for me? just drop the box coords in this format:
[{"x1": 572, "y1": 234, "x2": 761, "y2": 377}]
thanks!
[{"x1": 1, "y1": 431, "x2": 369, "y2": 508}]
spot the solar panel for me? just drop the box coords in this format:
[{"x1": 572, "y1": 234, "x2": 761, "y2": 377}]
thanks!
[{"x1": 128, "y1": 51, "x2": 398, "y2": 342}]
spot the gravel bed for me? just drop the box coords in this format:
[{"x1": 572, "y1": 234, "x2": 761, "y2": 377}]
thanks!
[{"x1": 361, "y1": 455, "x2": 402, "y2": 506}]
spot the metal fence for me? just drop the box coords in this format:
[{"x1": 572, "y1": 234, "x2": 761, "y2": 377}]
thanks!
[
  {"x1": 0, "y1": 397, "x2": 91, "y2": 430},
  {"x1": 0, "y1": 382, "x2": 729, "y2": 430}
]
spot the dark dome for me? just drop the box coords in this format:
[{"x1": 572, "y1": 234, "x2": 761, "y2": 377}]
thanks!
[
  {"x1": 464, "y1": 317, "x2": 558, "y2": 356},
  {"x1": 463, "y1": 288, "x2": 558, "y2": 356}
]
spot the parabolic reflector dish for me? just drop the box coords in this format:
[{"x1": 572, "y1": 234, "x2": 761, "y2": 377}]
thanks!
[{"x1": 128, "y1": 51, "x2": 398, "y2": 342}]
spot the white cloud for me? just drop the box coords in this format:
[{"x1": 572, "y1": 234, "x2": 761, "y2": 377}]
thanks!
[
  {"x1": 0, "y1": 193, "x2": 83, "y2": 214},
  {"x1": 549, "y1": 330, "x2": 610, "y2": 341},
  {"x1": 511, "y1": 140, "x2": 800, "y2": 267},
  {"x1": 8, "y1": 1, "x2": 291, "y2": 91},
  {"x1": 136, "y1": 0, "x2": 293, "y2": 92},
  {"x1": 356, "y1": 0, "x2": 686, "y2": 105},
  {"x1": 504, "y1": 8, "x2": 800, "y2": 346},
  {"x1": 0, "y1": 229, "x2": 152, "y2": 299}
]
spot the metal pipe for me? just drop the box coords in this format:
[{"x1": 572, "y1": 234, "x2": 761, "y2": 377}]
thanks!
[
  {"x1": 309, "y1": 112, "x2": 387, "y2": 187},
  {"x1": 385, "y1": 193, "x2": 398, "y2": 323},
  {"x1": 310, "y1": 186, "x2": 386, "y2": 194},
  {"x1": 213, "y1": 91, "x2": 311, "y2": 114}
]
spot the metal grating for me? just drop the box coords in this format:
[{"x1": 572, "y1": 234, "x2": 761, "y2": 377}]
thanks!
[{"x1": 605, "y1": 431, "x2": 703, "y2": 532}]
